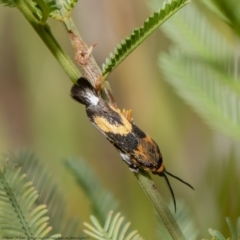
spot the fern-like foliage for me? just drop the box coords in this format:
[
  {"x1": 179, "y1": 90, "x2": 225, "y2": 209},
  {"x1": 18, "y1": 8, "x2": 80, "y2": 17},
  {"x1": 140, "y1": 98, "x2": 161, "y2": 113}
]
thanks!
[
  {"x1": 0, "y1": 0, "x2": 78, "y2": 24},
  {"x1": 84, "y1": 211, "x2": 144, "y2": 240},
  {"x1": 201, "y1": 0, "x2": 240, "y2": 37},
  {"x1": 0, "y1": 0, "x2": 59, "y2": 23},
  {"x1": 0, "y1": 161, "x2": 60, "y2": 238},
  {"x1": 155, "y1": 1, "x2": 233, "y2": 63},
  {"x1": 160, "y1": 49, "x2": 240, "y2": 141},
  {"x1": 205, "y1": 217, "x2": 240, "y2": 240},
  {"x1": 225, "y1": 217, "x2": 240, "y2": 240},
  {"x1": 101, "y1": 0, "x2": 190, "y2": 78},
  {"x1": 50, "y1": 0, "x2": 79, "y2": 21},
  {"x1": 4, "y1": 151, "x2": 82, "y2": 237},
  {"x1": 0, "y1": 0, "x2": 15, "y2": 7},
  {"x1": 156, "y1": 200, "x2": 199, "y2": 240},
  {"x1": 199, "y1": 0, "x2": 230, "y2": 25},
  {"x1": 34, "y1": 0, "x2": 60, "y2": 23},
  {"x1": 157, "y1": 3, "x2": 240, "y2": 141},
  {"x1": 66, "y1": 158, "x2": 119, "y2": 225}
]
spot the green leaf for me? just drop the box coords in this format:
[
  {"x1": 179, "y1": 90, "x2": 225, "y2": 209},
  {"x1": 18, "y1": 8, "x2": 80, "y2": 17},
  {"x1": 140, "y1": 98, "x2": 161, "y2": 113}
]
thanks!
[
  {"x1": 0, "y1": 0, "x2": 16, "y2": 7},
  {"x1": 0, "y1": 161, "x2": 60, "y2": 238},
  {"x1": 237, "y1": 217, "x2": 240, "y2": 238},
  {"x1": 200, "y1": 0, "x2": 231, "y2": 24},
  {"x1": 84, "y1": 211, "x2": 144, "y2": 240},
  {"x1": 157, "y1": 3, "x2": 240, "y2": 141},
  {"x1": 158, "y1": 3, "x2": 234, "y2": 64},
  {"x1": 226, "y1": 217, "x2": 238, "y2": 240},
  {"x1": 4, "y1": 151, "x2": 82, "y2": 237},
  {"x1": 201, "y1": 0, "x2": 240, "y2": 37},
  {"x1": 102, "y1": 0, "x2": 190, "y2": 78},
  {"x1": 65, "y1": 158, "x2": 119, "y2": 225},
  {"x1": 206, "y1": 217, "x2": 240, "y2": 240},
  {"x1": 34, "y1": 0, "x2": 60, "y2": 23},
  {"x1": 159, "y1": 50, "x2": 240, "y2": 141},
  {"x1": 50, "y1": 0, "x2": 79, "y2": 20},
  {"x1": 0, "y1": 0, "x2": 59, "y2": 23},
  {"x1": 208, "y1": 229, "x2": 226, "y2": 240}
]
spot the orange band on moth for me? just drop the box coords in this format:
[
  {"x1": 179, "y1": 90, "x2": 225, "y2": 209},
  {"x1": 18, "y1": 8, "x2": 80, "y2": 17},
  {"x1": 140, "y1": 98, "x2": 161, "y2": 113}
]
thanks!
[{"x1": 93, "y1": 115, "x2": 132, "y2": 135}]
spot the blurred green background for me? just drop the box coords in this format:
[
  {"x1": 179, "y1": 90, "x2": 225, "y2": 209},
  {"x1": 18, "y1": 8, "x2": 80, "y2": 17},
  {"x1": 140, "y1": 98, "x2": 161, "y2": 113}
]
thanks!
[{"x1": 0, "y1": 0, "x2": 239, "y2": 239}]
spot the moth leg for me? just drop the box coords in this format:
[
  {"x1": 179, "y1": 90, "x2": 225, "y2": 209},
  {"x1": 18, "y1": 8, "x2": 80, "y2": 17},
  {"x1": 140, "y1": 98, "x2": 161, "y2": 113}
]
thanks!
[
  {"x1": 128, "y1": 166, "x2": 139, "y2": 173},
  {"x1": 98, "y1": 81, "x2": 118, "y2": 109},
  {"x1": 119, "y1": 151, "x2": 139, "y2": 172},
  {"x1": 119, "y1": 151, "x2": 132, "y2": 165},
  {"x1": 95, "y1": 76, "x2": 103, "y2": 93}
]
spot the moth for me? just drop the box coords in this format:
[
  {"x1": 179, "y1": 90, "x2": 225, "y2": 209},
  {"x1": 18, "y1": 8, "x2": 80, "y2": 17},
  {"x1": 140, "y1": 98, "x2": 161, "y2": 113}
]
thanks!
[{"x1": 71, "y1": 77, "x2": 193, "y2": 211}]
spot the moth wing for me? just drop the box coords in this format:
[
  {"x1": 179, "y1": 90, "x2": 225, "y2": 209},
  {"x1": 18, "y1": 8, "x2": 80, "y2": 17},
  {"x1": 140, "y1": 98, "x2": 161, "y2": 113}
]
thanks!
[
  {"x1": 86, "y1": 103, "x2": 138, "y2": 150},
  {"x1": 128, "y1": 136, "x2": 162, "y2": 169},
  {"x1": 97, "y1": 110, "x2": 161, "y2": 170},
  {"x1": 87, "y1": 102, "x2": 162, "y2": 170}
]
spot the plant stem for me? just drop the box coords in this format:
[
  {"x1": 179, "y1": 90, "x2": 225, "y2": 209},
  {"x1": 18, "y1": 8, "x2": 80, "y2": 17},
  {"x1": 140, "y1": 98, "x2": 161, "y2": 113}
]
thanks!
[
  {"x1": 61, "y1": 17, "x2": 117, "y2": 105},
  {"x1": 135, "y1": 170, "x2": 186, "y2": 240},
  {"x1": 17, "y1": 1, "x2": 80, "y2": 84},
  {"x1": 62, "y1": 17, "x2": 103, "y2": 87}
]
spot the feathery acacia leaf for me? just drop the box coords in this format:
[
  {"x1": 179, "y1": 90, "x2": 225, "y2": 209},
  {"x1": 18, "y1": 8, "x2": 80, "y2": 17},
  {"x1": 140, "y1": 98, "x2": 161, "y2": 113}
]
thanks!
[
  {"x1": 159, "y1": 3, "x2": 234, "y2": 64},
  {"x1": 205, "y1": 217, "x2": 240, "y2": 240},
  {"x1": 199, "y1": 0, "x2": 230, "y2": 24},
  {"x1": 201, "y1": 0, "x2": 240, "y2": 38},
  {"x1": 0, "y1": 0, "x2": 16, "y2": 7},
  {"x1": 102, "y1": 0, "x2": 190, "y2": 78},
  {"x1": 157, "y1": 3, "x2": 240, "y2": 141},
  {"x1": 34, "y1": 0, "x2": 60, "y2": 23},
  {"x1": 208, "y1": 229, "x2": 226, "y2": 240},
  {"x1": 0, "y1": 0, "x2": 59, "y2": 23},
  {"x1": 160, "y1": 50, "x2": 240, "y2": 141},
  {"x1": 226, "y1": 217, "x2": 238, "y2": 240},
  {"x1": 50, "y1": 0, "x2": 79, "y2": 20},
  {"x1": 66, "y1": 158, "x2": 119, "y2": 225},
  {"x1": 84, "y1": 211, "x2": 144, "y2": 240},
  {"x1": 0, "y1": 161, "x2": 60, "y2": 238},
  {"x1": 4, "y1": 151, "x2": 82, "y2": 237}
]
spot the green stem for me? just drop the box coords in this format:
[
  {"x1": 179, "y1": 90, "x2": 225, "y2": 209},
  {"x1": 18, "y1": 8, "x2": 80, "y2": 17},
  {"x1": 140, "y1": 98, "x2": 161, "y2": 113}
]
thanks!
[
  {"x1": 135, "y1": 170, "x2": 186, "y2": 240},
  {"x1": 17, "y1": 0, "x2": 80, "y2": 84},
  {"x1": 62, "y1": 17, "x2": 79, "y2": 35}
]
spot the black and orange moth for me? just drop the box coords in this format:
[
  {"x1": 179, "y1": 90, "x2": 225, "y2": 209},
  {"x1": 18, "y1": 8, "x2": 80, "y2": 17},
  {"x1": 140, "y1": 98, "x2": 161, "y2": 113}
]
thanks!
[{"x1": 71, "y1": 77, "x2": 193, "y2": 211}]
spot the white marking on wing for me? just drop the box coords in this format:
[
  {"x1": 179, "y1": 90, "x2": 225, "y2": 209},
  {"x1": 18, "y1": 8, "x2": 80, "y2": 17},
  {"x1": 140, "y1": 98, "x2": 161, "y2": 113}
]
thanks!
[{"x1": 85, "y1": 90, "x2": 99, "y2": 105}]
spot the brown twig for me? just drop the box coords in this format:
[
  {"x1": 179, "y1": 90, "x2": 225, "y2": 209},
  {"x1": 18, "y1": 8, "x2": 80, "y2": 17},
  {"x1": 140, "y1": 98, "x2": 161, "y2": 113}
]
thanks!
[
  {"x1": 68, "y1": 30, "x2": 119, "y2": 107},
  {"x1": 69, "y1": 32, "x2": 102, "y2": 87}
]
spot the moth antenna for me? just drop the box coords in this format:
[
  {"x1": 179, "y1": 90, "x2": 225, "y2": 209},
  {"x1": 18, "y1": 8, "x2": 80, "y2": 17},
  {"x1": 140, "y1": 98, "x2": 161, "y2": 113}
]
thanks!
[
  {"x1": 162, "y1": 173, "x2": 177, "y2": 212},
  {"x1": 165, "y1": 170, "x2": 194, "y2": 190}
]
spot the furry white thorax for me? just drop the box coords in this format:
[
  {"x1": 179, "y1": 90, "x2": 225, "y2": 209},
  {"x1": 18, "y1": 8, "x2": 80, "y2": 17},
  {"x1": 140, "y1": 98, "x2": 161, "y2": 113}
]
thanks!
[{"x1": 85, "y1": 90, "x2": 99, "y2": 106}]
